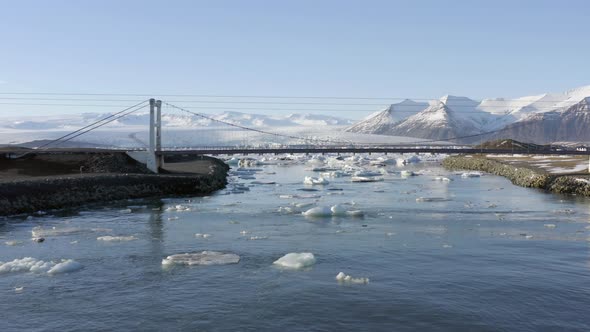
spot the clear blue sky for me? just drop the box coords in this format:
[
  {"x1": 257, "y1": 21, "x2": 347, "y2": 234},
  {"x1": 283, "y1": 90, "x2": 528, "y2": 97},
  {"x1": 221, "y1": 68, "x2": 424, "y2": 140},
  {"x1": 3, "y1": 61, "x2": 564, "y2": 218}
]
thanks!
[{"x1": 1, "y1": 0, "x2": 589, "y2": 117}]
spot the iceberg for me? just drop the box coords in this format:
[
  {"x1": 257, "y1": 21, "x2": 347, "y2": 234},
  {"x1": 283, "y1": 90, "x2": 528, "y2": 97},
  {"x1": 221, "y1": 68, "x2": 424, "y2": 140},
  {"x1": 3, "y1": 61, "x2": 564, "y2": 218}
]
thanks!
[{"x1": 273, "y1": 253, "x2": 316, "y2": 269}]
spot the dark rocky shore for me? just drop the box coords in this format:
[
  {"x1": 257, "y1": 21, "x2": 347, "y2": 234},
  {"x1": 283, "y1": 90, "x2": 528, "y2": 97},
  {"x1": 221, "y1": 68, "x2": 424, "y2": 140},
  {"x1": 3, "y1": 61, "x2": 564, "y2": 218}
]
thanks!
[
  {"x1": 0, "y1": 152, "x2": 229, "y2": 216},
  {"x1": 443, "y1": 155, "x2": 590, "y2": 196}
]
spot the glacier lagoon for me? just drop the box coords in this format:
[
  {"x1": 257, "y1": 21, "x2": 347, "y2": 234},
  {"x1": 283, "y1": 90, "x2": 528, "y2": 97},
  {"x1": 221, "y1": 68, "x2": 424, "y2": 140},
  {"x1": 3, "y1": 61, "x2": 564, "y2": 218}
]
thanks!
[{"x1": 1, "y1": 159, "x2": 590, "y2": 331}]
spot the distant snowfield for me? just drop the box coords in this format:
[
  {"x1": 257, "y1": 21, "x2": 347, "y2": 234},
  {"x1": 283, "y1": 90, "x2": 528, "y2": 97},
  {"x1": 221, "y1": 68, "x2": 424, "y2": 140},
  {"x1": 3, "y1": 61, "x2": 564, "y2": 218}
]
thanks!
[{"x1": 0, "y1": 125, "x2": 444, "y2": 148}]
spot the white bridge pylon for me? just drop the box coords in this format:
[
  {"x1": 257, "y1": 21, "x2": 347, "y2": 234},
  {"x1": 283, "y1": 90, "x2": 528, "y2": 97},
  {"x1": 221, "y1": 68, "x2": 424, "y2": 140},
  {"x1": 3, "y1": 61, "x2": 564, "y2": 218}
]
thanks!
[{"x1": 146, "y1": 98, "x2": 163, "y2": 173}]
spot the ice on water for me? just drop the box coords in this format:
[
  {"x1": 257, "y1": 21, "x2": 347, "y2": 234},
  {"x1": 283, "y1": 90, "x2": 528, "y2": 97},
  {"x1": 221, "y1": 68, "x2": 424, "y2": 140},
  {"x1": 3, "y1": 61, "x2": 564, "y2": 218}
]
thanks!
[
  {"x1": 273, "y1": 253, "x2": 316, "y2": 269},
  {"x1": 335, "y1": 272, "x2": 369, "y2": 284},
  {"x1": 162, "y1": 251, "x2": 240, "y2": 267},
  {"x1": 0, "y1": 257, "x2": 83, "y2": 275}
]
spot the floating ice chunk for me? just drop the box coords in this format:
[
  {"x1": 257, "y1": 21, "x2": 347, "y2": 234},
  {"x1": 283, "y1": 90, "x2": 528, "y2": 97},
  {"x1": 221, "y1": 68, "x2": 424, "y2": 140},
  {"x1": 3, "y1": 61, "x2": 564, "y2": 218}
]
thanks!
[
  {"x1": 97, "y1": 235, "x2": 138, "y2": 242},
  {"x1": 330, "y1": 204, "x2": 348, "y2": 216},
  {"x1": 273, "y1": 253, "x2": 316, "y2": 269},
  {"x1": 434, "y1": 177, "x2": 451, "y2": 182},
  {"x1": 47, "y1": 259, "x2": 83, "y2": 275},
  {"x1": 335, "y1": 272, "x2": 369, "y2": 284},
  {"x1": 525, "y1": 235, "x2": 533, "y2": 239},
  {"x1": 302, "y1": 207, "x2": 333, "y2": 218},
  {"x1": 346, "y1": 210, "x2": 364, "y2": 217},
  {"x1": 14, "y1": 286, "x2": 24, "y2": 293},
  {"x1": 354, "y1": 170, "x2": 382, "y2": 177},
  {"x1": 0, "y1": 257, "x2": 82, "y2": 275},
  {"x1": 162, "y1": 251, "x2": 240, "y2": 266},
  {"x1": 195, "y1": 233, "x2": 212, "y2": 239},
  {"x1": 278, "y1": 206, "x2": 295, "y2": 214},
  {"x1": 165, "y1": 204, "x2": 192, "y2": 212},
  {"x1": 461, "y1": 172, "x2": 482, "y2": 178},
  {"x1": 544, "y1": 224, "x2": 557, "y2": 228},
  {"x1": 351, "y1": 176, "x2": 383, "y2": 183},
  {"x1": 303, "y1": 176, "x2": 329, "y2": 185},
  {"x1": 279, "y1": 195, "x2": 294, "y2": 199},
  {"x1": 240, "y1": 230, "x2": 250, "y2": 235},
  {"x1": 400, "y1": 170, "x2": 415, "y2": 177},
  {"x1": 119, "y1": 208, "x2": 132, "y2": 214},
  {"x1": 31, "y1": 226, "x2": 84, "y2": 238},
  {"x1": 442, "y1": 244, "x2": 453, "y2": 248},
  {"x1": 238, "y1": 159, "x2": 259, "y2": 167},
  {"x1": 249, "y1": 236, "x2": 268, "y2": 240},
  {"x1": 251, "y1": 181, "x2": 276, "y2": 185},
  {"x1": 295, "y1": 202, "x2": 314, "y2": 209},
  {"x1": 386, "y1": 232, "x2": 396, "y2": 236},
  {"x1": 4, "y1": 240, "x2": 22, "y2": 246},
  {"x1": 0, "y1": 257, "x2": 53, "y2": 274},
  {"x1": 167, "y1": 216, "x2": 179, "y2": 221}
]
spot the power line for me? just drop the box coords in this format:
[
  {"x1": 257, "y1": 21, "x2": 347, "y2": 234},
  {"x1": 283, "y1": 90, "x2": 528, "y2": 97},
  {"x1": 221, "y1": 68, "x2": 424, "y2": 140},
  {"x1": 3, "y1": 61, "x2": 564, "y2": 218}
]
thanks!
[
  {"x1": 0, "y1": 96, "x2": 582, "y2": 105},
  {"x1": 0, "y1": 102, "x2": 580, "y2": 112},
  {"x1": 0, "y1": 91, "x2": 587, "y2": 103}
]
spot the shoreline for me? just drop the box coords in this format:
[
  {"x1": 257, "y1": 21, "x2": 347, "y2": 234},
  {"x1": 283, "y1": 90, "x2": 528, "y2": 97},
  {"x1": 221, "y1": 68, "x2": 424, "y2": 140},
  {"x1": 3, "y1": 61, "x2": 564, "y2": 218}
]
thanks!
[
  {"x1": 442, "y1": 155, "x2": 590, "y2": 197},
  {"x1": 0, "y1": 152, "x2": 229, "y2": 216}
]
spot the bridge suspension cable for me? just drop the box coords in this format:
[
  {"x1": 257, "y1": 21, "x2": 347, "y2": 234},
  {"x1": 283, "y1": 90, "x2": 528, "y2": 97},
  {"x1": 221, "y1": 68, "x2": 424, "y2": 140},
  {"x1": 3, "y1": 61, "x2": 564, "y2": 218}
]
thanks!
[
  {"x1": 163, "y1": 102, "x2": 353, "y2": 146},
  {"x1": 17, "y1": 100, "x2": 149, "y2": 156}
]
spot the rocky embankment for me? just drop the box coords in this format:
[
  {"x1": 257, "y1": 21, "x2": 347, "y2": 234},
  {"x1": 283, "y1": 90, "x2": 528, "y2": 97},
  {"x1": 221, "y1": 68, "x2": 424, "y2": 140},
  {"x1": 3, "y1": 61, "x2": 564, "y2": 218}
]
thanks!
[
  {"x1": 443, "y1": 155, "x2": 590, "y2": 196},
  {"x1": 0, "y1": 153, "x2": 229, "y2": 216}
]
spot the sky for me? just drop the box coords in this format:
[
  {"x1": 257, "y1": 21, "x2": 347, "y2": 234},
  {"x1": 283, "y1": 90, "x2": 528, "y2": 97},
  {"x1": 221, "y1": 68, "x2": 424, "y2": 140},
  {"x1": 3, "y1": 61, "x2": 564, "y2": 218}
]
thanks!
[{"x1": 1, "y1": 0, "x2": 590, "y2": 118}]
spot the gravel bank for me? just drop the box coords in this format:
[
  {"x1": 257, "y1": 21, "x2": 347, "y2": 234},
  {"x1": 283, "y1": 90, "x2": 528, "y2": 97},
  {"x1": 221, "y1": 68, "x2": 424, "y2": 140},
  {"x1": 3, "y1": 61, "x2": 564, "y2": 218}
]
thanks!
[
  {"x1": 0, "y1": 152, "x2": 229, "y2": 215},
  {"x1": 442, "y1": 155, "x2": 590, "y2": 196}
]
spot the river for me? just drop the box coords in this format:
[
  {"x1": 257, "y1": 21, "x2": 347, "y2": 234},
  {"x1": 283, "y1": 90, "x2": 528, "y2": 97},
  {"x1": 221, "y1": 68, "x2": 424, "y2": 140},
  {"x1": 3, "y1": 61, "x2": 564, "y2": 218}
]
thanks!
[{"x1": 1, "y1": 156, "x2": 590, "y2": 331}]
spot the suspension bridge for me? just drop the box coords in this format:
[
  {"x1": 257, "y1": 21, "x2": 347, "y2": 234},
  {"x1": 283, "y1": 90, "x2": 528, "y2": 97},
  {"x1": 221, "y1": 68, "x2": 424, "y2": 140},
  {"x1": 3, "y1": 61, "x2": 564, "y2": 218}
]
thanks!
[{"x1": 4, "y1": 98, "x2": 590, "y2": 174}]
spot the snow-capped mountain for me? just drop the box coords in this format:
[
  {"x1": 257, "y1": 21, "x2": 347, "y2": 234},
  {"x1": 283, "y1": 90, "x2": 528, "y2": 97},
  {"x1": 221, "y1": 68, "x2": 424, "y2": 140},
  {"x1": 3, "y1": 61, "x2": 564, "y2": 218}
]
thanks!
[
  {"x1": 346, "y1": 85, "x2": 590, "y2": 143},
  {"x1": 387, "y1": 102, "x2": 480, "y2": 141},
  {"x1": 488, "y1": 97, "x2": 590, "y2": 144},
  {"x1": 345, "y1": 99, "x2": 429, "y2": 134},
  {"x1": 1, "y1": 111, "x2": 353, "y2": 131}
]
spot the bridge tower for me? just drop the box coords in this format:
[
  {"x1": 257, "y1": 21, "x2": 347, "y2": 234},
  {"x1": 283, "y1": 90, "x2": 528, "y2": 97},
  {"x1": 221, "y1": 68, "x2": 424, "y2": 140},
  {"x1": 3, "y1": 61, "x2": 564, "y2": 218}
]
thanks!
[{"x1": 146, "y1": 98, "x2": 163, "y2": 173}]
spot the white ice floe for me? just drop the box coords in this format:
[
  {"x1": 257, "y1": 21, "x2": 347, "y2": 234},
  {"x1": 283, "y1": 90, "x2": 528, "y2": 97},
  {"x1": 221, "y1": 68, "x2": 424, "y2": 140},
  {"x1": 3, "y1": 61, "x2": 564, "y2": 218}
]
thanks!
[
  {"x1": 353, "y1": 170, "x2": 382, "y2": 177},
  {"x1": 31, "y1": 226, "x2": 85, "y2": 238},
  {"x1": 165, "y1": 204, "x2": 192, "y2": 212},
  {"x1": 302, "y1": 207, "x2": 333, "y2": 218},
  {"x1": 273, "y1": 253, "x2": 316, "y2": 269},
  {"x1": 434, "y1": 176, "x2": 451, "y2": 182},
  {"x1": 119, "y1": 209, "x2": 132, "y2": 214},
  {"x1": 461, "y1": 172, "x2": 482, "y2": 178},
  {"x1": 4, "y1": 240, "x2": 22, "y2": 246},
  {"x1": 47, "y1": 259, "x2": 83, "y2": 275},
  {"x1": 346, "y1": 210, "x2": 364, "y2": 217},
  {"x1": 162, "y1": 251, "x2": 240, "y2": 266},
  {"x1": 544, "y1": 224, "x2": 557, "y2": 228},
  {"x1": 249, "y1": 236, "x2": 269, "y2": 240},
  {"x1": 351, "y1": 176, "x2": 383, "y2": 183},
  {"x1": 302, "y1": 205, "x2": 364, "y2": 218},
  {"x1": 303, "y1": 176, "x2": 330, "y2": 185},
  {"x1": 330, "y1": 204, "x2": 348, "y2": 216},
  {"x1": 0, "y1": 257, "x2": 83, "y2": 275},
  {"x1": 335, "y1": 272, "x2": 369, "y2": 284},
  {"x1": 278, "y1": 206, "x2": 295, "y2": 214},
  {"x1": 97, "y1": 235, "x2": 138, "y2": 242},
  {"x1": 195, "y1": 233, "x2": 212, "y2": 239},
  {"x1": 400, "y1": 170, "x2": 415, "y2": 177}
]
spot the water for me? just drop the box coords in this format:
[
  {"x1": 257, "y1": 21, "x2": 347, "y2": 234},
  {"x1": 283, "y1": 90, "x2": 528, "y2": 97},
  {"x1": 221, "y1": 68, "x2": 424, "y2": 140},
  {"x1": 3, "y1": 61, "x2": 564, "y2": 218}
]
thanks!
[{"x1": 1, "y1": 161, "x2": 590, "y2": 331}]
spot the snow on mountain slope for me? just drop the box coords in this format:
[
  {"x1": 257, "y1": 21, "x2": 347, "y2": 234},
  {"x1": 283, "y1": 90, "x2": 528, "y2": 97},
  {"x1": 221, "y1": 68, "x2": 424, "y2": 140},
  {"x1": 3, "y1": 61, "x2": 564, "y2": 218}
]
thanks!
[
  {"x1": 346, "y1": 85, "x2": 590, "y2": 143},
  {"x1": 345, "y1": 99, "x2": 429, "y2": 134},
  {"x1": 388, "y1": 102, "x2": 480, "y2": 141}
]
